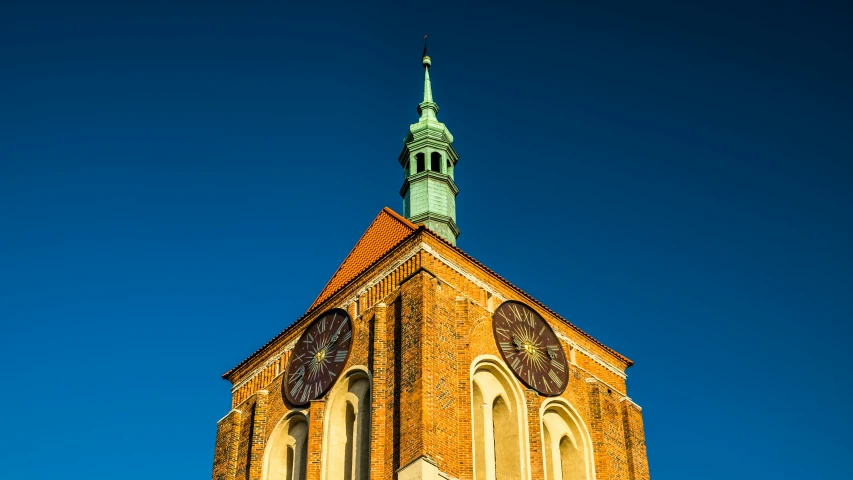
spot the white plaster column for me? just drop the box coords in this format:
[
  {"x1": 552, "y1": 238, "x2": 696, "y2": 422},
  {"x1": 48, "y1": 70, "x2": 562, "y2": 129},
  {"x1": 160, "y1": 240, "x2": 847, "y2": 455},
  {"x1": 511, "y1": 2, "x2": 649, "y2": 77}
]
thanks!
[
  {"x1": 550, "y1": 442, "x2": 564, "y2": 480},
  {"x1": 351, "y1": 408, "x2": 360, "y2": 480},
  {"x1": 482, "y1": 402, "x2": 496, "y2": 480},
  {"x1": 291, "y1": 445, "x2": 302, "y2": 480},
  {"x1": 291, "y1": 436, "x2": 304, "y2": 480}
]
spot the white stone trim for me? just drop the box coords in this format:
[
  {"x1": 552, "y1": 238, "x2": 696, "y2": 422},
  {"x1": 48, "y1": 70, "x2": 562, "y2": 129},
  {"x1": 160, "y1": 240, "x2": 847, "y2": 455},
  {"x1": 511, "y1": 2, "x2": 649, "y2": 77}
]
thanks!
[
  {"x1": 423, "y1": 244, "x2": 625, "y2": 379},
  {"x1": 320, "y1": 366, "x2": 372, "y2": 480},
  {"x1": 538, "y1": 398, "x2": 597, "y2": 480},
  {"x1": 420, "y1": 243, "x2": 505, "y2": 306},
  {"x1": 585, "y1": 376, "x2": 630, "y2": 402},
  {"x1": 396, "y1": 456, "x2": 460, "y2": 480},
  {"x1": 341, "y1": 241, "x2": 625, "y2": 379},
  {"x1": 553, "y1": 330, "x2": 627, "y2": 379},
  {"x1": 261, "y1": 409, "x2": 310, "y2": 480},
  {"x1": 216, "y1": 409, "x2": 242, "y2": 424},
  {"x1": 470, "y1": 354, "x2": 533, "y2": 480},
  {"x1": 620, "y1": 397, "x2": 642, "y2": 411},
  {"x1": 341, "y1": 242, "x2": 506, "y2": 315}
]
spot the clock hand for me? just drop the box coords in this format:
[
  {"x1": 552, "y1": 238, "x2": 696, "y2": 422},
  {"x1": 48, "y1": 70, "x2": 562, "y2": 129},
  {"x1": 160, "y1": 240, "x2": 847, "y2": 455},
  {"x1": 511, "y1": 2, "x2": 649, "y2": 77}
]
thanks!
[{"x1": 326, "y1": 321, "x2": 346, "y2": 349}]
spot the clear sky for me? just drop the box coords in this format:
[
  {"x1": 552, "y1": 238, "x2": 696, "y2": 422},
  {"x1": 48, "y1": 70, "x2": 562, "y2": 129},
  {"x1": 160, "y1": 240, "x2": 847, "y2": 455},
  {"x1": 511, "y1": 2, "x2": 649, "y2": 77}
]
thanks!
[{"x1": 1, "y1": 1, "x2": 851, "y2": 478}]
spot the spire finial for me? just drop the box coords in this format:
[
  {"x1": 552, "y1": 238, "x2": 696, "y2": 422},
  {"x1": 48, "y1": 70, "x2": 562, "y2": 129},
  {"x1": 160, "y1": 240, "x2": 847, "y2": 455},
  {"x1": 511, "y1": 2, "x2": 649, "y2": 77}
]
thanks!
[
  {"x1": 422, "y1": 35, "x2": 431, "y2": 68},
  {"x1": 419, "y1": 36, "x2": 434, "y2": 110}
]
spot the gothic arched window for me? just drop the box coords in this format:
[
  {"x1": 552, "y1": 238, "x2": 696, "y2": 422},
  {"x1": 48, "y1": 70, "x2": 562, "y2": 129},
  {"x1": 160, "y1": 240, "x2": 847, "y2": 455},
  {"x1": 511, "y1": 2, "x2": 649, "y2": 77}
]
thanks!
[
  {"x1": 541, "y1": 400, "x2": 595, "y2": 480},
  {"x1": 416, "y1": 153, "x2": 425, "y2": 173},
  {"x1": 322, "y1": 368, "x2": 371, "y2": 480},
  {"x1": 262, "y1": 412, "x2": 308, "y2": 480},
  {"x1": 471, "y1": 356, "x2": 530, "y2": 480},
  {"x1": 431, "y1": 152, "x2": 441, "y2": 172}
]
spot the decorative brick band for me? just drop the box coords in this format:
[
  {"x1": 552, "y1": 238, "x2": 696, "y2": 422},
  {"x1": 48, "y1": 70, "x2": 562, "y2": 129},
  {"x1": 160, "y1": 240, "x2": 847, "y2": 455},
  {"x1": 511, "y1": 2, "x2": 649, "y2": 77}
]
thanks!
[
  {"x1": 344, "y1": 241, "x2": 626, "y2": 379},
  {"x1": 230, "y1": 338, "x2": 298, "y2": 395}
]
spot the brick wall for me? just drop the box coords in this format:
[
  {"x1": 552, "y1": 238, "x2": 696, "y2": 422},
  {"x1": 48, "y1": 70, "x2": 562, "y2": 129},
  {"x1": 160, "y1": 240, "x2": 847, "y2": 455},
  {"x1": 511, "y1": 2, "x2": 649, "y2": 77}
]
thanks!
[
  {"x1": 212, "y1": 409, "x2": 242, "y2": 480},
  {"x1": 212, "y1": 231, "x2": 650, "y2": 479}
]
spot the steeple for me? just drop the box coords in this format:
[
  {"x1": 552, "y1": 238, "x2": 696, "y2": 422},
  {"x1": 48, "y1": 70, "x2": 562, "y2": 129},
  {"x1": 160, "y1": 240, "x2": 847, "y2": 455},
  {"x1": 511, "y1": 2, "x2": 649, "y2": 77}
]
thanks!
[
  {"x1": 398, "y1": 39, "x2": 460, "y2": 245},
  {"x1": 419, "y1": 44, "x2": 436, "y2": 117}
]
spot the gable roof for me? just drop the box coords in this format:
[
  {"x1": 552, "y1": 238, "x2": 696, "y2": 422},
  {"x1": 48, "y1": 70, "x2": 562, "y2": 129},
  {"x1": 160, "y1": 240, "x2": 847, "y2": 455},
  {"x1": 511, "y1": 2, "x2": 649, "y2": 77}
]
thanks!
[
  {"x1": 222, "y1": 208, "x2": 417, "y2": 381},
  {"x1": 309, "y1": 207, "x2": 417, "y2": 309},
  {"x1": 223, "y1": 208, "x2": 631, "y2": 381}
]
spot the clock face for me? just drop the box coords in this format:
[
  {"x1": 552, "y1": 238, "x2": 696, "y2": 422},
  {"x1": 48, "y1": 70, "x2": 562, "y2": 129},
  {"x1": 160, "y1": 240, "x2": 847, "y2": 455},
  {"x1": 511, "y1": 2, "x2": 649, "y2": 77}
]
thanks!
[
  {"x1": 492, "y1": 301, "x2": 568, "y2": 396},
  {"x1": 283, "y1": 309, "x2": 353, "y2": 406}
]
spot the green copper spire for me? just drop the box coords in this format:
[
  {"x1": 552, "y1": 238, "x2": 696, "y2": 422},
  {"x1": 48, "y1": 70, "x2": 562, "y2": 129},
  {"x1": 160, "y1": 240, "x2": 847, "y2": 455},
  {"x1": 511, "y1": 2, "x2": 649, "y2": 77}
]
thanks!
[
  {"x1": 422, "y1": 67, "x2": 433, "y2": 103},
  {"x1": 398, "y1": 41, "x2": 460, "y2": 245}
]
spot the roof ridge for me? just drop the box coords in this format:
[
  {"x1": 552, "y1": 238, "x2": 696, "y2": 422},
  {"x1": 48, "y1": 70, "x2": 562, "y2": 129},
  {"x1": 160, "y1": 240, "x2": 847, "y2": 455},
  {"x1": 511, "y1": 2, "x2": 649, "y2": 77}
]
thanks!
[
  {"x1": 307, "y1": 209, "x2": 415, "y2": 309},
  {"x1": 223, "y1": 212, "x2": 418, "y2": 380},
  {"x1": 382, "y1": 206, "x2": 418, "y2": 229}
]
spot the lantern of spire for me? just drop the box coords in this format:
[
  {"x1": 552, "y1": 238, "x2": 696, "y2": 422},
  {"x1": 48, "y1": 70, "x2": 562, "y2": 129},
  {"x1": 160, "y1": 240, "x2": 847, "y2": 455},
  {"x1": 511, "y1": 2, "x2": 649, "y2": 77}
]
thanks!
[{"x1": 397, "y1": 39, "x2": 460, "y2": 245}]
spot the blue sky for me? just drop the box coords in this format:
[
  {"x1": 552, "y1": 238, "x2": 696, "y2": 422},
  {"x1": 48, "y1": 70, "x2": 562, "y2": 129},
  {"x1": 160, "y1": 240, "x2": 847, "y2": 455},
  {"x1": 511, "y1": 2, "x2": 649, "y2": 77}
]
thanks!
[{"x1": 1, "y1": 1, "x2": 851, "y2": 478}]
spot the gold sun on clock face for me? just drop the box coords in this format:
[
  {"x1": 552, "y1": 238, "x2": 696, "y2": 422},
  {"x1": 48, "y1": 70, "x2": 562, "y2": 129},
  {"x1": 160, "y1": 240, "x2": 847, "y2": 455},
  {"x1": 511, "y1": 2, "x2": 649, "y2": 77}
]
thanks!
[
  {"x1": 283, "y1": 308, "x2": 353, "y2": 406},
  {"x1": 492, "y1": 300, "x2": 568, "y2": 396}
]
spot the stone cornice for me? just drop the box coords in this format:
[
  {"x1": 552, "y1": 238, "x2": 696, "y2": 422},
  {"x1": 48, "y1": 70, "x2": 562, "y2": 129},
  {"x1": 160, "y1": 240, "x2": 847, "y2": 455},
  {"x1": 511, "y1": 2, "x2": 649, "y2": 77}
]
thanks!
[
  {"x1": 397, "y1": 139, "x2": 460, "y2": 167},
  {"x1": 399, "y1": 171, "x2": 459, "y2": 197},
  {"x1": 409, "y1": 212, "x2": 460, "y2": 238},
  {"x1": 409, "y1": 117, "x2": 453, "y2": 143}
]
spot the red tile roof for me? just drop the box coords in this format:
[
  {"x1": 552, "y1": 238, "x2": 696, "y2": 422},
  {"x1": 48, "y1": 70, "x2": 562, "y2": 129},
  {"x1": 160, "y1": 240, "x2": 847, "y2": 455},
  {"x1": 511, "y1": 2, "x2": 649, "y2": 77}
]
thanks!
[
  {"x1": 222, "y1": 208, "x2": 416, "y2": 380},
  {"x1": 309, "y1": 207, "x2": 417, "y2": 309}
]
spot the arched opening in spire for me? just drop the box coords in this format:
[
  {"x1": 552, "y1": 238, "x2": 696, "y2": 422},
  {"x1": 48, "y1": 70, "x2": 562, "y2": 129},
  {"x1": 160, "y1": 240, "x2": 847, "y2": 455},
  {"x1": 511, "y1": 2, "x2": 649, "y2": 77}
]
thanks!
[
  {"x1": 431, "y1": 152, "x2": 441, "y2": 172},
  {"x1": 416, "y1": 153, "x2": 425, "y2": 173}
]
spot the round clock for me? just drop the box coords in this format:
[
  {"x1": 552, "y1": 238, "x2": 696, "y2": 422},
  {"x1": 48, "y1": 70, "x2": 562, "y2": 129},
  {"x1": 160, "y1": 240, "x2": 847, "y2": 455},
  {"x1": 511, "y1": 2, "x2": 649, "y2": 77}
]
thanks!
[
  {"x1": 492, "y1": 300, "x2": 568, "y2": 396},
  {"x1": 283, "y1": 308, "x2": 353, "y2": 406}
]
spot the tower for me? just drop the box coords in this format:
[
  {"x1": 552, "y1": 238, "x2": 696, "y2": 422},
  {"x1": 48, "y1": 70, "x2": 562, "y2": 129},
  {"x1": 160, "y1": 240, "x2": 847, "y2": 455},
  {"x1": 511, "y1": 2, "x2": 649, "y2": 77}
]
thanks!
[
  {"x1": 211, "y1": 45, "x2": 651, "y2": 480},
  {"x1": 398, "y1": 43, "x2": 460, "y2": 245}
]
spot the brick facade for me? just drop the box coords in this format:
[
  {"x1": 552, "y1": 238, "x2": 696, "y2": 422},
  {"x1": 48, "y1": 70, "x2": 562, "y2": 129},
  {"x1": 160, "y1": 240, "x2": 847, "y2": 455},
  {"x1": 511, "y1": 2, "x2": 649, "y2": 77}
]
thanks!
[{"x1": 212, "y1": 215, "x2": 650, "y2": 480}]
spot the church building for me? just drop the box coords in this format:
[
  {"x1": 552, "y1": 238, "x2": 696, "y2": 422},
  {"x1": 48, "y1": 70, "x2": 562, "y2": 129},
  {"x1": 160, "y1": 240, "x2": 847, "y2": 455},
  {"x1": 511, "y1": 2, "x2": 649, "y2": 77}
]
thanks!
[{"x1": 211, "y1": 47, "x2": 651, "y2": 480}]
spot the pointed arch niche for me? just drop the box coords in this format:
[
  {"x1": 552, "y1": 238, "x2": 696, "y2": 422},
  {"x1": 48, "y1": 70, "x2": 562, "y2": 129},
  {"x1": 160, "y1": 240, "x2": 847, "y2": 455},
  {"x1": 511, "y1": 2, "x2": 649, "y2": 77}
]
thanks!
[
  {"x1": 321, "y1": 367, "x2": 371, "y2": 480},
  {"x1": 470, "y1": 355, "x2": 531, "y2": 480},
  {"x1": 262, "y1": 411, "x2": 309, "y2": 480},
  {"x1": 540, "y1": 398, "x2": 595, "y2": 480}
]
